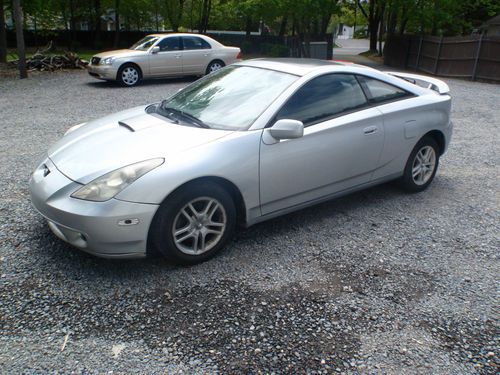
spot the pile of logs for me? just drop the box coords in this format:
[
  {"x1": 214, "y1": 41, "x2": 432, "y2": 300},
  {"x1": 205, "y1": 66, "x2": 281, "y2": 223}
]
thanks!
[{"x1": 9, "y1": 42, "x2": 89, "y2": 72}]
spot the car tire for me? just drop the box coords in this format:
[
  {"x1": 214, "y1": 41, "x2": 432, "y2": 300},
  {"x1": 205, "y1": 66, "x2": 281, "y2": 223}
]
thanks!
[
  {"x1": 206, "y1": 60, "x2": 225, "y2": 75},
  {"x1": 400, "y1": 136, "x2": 440, "y2": 193},
  {"x1": 117, "y1": 63, "x2": 141, "y2": 87},
  {"x1": 149, "y1": 181, "x2": 236, "y2": 264}
]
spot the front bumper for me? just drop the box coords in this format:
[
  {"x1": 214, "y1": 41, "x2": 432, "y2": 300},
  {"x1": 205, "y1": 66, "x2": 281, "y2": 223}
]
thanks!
[
  {"x1": 29, "y1": 158, "x2": 159, "y2": 258},
  {"x1": 86, "y1": 64, "x2": 118, "y2": 81}
]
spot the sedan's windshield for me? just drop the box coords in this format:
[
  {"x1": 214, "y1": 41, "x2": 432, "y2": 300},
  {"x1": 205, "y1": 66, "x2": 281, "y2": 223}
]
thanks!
[
  {"x1": 160, "y1": 66, "x2": 298, "y2": 130},
  {"x1": 130, "y1": 36, "x2": 159, "y2": 51}
]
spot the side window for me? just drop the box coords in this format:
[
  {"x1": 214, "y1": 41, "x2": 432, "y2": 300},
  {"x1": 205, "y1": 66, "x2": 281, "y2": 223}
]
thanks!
[
  {"x1": 357, "y1": 76, "x2": 411, "y2": 104},
  {"x1": 182, "y1": 36, "x2": 211, "y2": 50},
  {"x1": 158, "y1": 37, "x2": 180, "y2": 52},
  {"x1": 275, "y1": 74, "x2": 368, "y2": 127}
]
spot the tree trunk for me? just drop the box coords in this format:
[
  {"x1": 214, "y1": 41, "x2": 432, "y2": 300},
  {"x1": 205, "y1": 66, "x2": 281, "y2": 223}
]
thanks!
[
  {"x1": 69, "y1": 0, "x2": 76, "y2": 50},
  {"x1": 0, "y1": 0, "x2": 7, "y2": 63},
  {"x1": 245, "y1": 16, "x2": 252, "y2": 38},
  {"x1": 12, "y1": 0, "x2": 27, "y2": 78},
  {"x1": 114, "y1": 0, "x2": 120, "y2": 48},
  {"x1": 431, "y1": 0, "x2": 439, "y2": 36},
  {"x1": 368, "y1": 0, "x2": 378, "y2": 52},
  {"x1": 199, "y1": 0, "x2": 211, "y2": 33},
  {"x1": 278, "y1": 15, "x2": 288, "y2": 37},
  {"x1": 94, "y1": 0, "x2": 101, "y2": 49},
  {"x1": 378, "y1": 2, "x2": 386, "y2": 55},
  {"x1": 155, "y1": 0, "x2": 159, "y2": 31}
]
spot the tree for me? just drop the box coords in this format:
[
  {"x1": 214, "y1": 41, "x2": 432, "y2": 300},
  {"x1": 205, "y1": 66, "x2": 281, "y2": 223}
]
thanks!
[
  {"x1": 0, "y1": 0, "x2": 7, "y2": 63},
  {"x1": 13, "y1": 0, "x2": 27, "y2": 78},
  {"x1": 165, "y1": 0, "x2": 185, "y2": 32}
]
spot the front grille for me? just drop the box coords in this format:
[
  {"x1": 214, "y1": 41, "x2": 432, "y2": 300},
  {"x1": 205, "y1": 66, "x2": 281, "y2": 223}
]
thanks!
[{"x1": 91, "y1": 57, "x2": 101, "y2": 65}]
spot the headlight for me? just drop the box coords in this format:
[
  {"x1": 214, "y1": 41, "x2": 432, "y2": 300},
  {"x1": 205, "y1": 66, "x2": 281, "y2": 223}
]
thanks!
[
  {"x1": 100, "y1": 57, "x2": 115, "y2": 65},
  {"x1": 64, "y1": 122, "x2": 86, "y2": 136},
  {"x1": 71, "y1": 158, "x2": 164, "y2": 202}
]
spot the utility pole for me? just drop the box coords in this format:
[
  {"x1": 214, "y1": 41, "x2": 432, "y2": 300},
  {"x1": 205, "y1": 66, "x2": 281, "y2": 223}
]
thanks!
[{"x1": 13, "y1": 0, "x2": 27, "y2": 78}]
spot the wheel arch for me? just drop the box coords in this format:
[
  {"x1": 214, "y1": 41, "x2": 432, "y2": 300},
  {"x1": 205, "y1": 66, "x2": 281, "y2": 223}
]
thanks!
[
  {"x1": 116, "y1": 61, "x2": 143, "y2": 80},
  {"x1": 146, "y1": 175, "x2": 247, "y2": 256},
  {"x1": 422, "y1": 130, "x2": 445, "y2": 155},
  {"x1": 206, "y1": 59, "x2": 226, "y2": 73},
  {"x1": 159, "y1": 176, "x2": 247, "y2": 225}
]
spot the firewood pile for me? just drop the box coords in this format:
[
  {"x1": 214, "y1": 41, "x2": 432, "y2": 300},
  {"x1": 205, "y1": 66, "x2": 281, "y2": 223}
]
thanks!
[{"x1": 9, "y1": 42, "x2": 89, "y2": 71}]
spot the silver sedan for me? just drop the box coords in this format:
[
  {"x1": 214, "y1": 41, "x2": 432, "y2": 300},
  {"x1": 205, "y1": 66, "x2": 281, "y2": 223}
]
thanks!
[
  {"x1": 30, "y1": 59, "x2": 453, "y2": 263},
  {"x1": 87, "y1": 33, "x2": 241, "y2": 86}
]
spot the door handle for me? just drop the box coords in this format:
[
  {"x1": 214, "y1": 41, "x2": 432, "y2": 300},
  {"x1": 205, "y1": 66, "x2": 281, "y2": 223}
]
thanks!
[
  {"x1": 363, "y1": 126, "x2": 378, "y2": 135},
  {"x1": 174, "y1": 54, "x2": 181, "y2": 58}
]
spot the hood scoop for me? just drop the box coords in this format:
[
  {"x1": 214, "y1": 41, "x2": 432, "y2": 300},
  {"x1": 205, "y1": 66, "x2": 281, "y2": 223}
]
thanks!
[
  {"x1": 118, "y1": 113, "x2": 170, "y2": 132},
  {"x1": 118, "y1": 121, "x2": 135, "y2": 132}
]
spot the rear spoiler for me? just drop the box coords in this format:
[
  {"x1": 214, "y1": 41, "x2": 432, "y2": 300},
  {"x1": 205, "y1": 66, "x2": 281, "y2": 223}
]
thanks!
[{"x1": 386, "y1": 71, "x2": 450, "y2": 95}]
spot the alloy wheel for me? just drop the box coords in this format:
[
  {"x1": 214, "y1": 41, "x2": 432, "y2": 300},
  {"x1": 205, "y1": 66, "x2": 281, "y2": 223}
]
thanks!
[
  {"x1": 412, "y1": 145, "x2": 436, "y2": 185},
  {"x1": 172, "y1": 197, "x2": 227, "y2": 255}
]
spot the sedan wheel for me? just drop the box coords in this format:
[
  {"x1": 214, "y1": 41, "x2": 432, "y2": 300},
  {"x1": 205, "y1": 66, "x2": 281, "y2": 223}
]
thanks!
[
  {"x1": 400, "y1": 136, "x2": 440, "y2": 192},
  {"x1": 149, "y1": 182, "x2": 236, "y2": 264},
  {"x1": 118, "y1": 64, "x2": 140, "y2": 86},
  {"x1": 206, "y1": 60, "x2": 225, "y2": 74}
]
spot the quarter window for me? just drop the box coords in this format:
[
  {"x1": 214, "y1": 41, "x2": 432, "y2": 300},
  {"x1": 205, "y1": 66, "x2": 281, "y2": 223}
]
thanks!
[
  {"x1": 275, "y1": 74, "x2": 368, "y2": 126},
  {"x1": 357, "y1": 76, "x2": 411, "y2": 104},
  {"x1": 182, "y1": 36, "x2": 211, "y2": 50},
  {"x1": 158, "y1": 37, "x2": 181, "y2": 52}
]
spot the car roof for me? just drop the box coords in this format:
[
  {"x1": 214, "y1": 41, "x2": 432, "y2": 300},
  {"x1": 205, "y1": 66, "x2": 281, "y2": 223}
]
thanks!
[
  {"x1": 147, "y1": 33, "x2": 212, "y2": 39},
  {"x1": 235, "y1": 58, "x2": 365, "y2": 76}
]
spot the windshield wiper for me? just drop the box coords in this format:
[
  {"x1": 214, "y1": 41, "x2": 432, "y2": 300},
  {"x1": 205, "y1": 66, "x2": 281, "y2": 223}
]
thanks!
[{"x1": 161, "y1": 106, "x2": 210, "y2": 129}]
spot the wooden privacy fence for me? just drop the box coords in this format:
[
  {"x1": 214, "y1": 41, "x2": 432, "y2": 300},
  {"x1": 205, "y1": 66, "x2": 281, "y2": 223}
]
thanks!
[{"x1": 384, "y1": 34, "x2": 500, "y2": 82}]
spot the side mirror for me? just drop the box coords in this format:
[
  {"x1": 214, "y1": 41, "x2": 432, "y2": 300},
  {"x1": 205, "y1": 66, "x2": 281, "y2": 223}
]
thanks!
[
  {"x1": 151, "y1": 46, "x2": 160, "y2": 54},
  {"x1": 269, "y1": 119, "x2": 304, "y2": 140}
]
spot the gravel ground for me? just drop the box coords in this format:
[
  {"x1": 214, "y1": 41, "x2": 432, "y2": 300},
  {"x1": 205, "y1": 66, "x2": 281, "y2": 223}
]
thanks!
[{"x1": 0, "y1": 70, "x2": 498, "y2": 374}]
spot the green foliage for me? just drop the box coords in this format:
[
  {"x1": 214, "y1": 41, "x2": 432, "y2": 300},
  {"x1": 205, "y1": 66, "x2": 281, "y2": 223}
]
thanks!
[{"x1": 8, "y1": 0, "x2": 500, "y2": 38}]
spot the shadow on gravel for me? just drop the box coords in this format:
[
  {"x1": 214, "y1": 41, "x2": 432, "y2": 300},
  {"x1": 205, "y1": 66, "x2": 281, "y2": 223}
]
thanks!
[
  {"x1": 32, "y1": 181, "x2": 405, "y2": 272},
  {"x1": 85, "y1": 76, "x2": 198, "y2": 89}
]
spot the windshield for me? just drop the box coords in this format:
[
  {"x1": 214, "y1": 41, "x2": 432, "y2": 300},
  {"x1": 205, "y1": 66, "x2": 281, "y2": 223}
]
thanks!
[
  {"x1": 130, "y1": 36, "x2": 159, "y2": 51},
  {"x1": 160, "y1": 66, "x2": 298, "y2": 130}
]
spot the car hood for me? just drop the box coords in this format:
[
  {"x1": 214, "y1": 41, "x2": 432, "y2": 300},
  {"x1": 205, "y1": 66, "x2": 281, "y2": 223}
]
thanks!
[
  {"x1": 49, "y1": 106, "x2": 233, "y2": 184},
  {"x1": 94, "y1": 49, "x2": 148, "y2": 59}
]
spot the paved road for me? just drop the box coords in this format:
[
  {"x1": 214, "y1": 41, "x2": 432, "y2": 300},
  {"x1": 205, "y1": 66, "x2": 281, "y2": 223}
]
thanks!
[
  {"x1": 332, "y1": 38, "x2": 385, "y2": 68},
  {"x1": 333, "y1": 38, "x2": 372, "y2": 56}
]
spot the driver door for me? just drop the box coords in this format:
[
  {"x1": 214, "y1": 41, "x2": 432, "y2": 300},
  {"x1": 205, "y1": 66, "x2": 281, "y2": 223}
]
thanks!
[{"x1": 259, "y1": 73, "x2": 385, "y2": 215}]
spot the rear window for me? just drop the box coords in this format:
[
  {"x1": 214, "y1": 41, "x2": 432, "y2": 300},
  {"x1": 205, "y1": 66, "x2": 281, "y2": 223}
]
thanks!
[
  {"x1": 357, "y1": 76, "x2": 411, "y2": 104},
  {"x1": 182, "y1": 36, "x2": 211, "y2": 50}
]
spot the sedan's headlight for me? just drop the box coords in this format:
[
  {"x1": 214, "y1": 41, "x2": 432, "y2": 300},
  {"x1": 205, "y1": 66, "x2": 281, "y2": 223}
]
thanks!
[
  {"x1": 100, "y1": 57, "x2": 115, "y2": 65},
  {"x1": 71, "y1": 158, "x2": 164, "y2": 202},
  {"x1": 64, "y1": 122, "x2": 86, "y2": 136}
]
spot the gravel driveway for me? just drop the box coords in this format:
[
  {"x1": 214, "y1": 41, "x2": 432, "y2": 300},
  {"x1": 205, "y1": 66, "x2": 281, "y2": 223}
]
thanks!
[{"x1": 0, "y1": 70, "x2": 498, "y2": 374}]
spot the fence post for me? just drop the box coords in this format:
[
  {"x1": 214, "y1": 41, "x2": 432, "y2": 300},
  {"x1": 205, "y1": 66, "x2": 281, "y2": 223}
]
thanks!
[
  {"x1": 434, "y1": 36, "x2": 443, "y2": 75},
  {"x1": 415, "y1": 36, "x2": 423, "y2": 72},
  {"x1": 472, "y1": 34, "x2": 484, "y2": 81}
]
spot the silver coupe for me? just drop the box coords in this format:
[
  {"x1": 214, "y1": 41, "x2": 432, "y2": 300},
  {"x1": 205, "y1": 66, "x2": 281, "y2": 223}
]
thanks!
[
  {"x1": 30, "y1": 59, "x2": 453, "y2": 263},
  {"x1": 87, "y1": 33, "x2": 241, "y2": 86}
]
